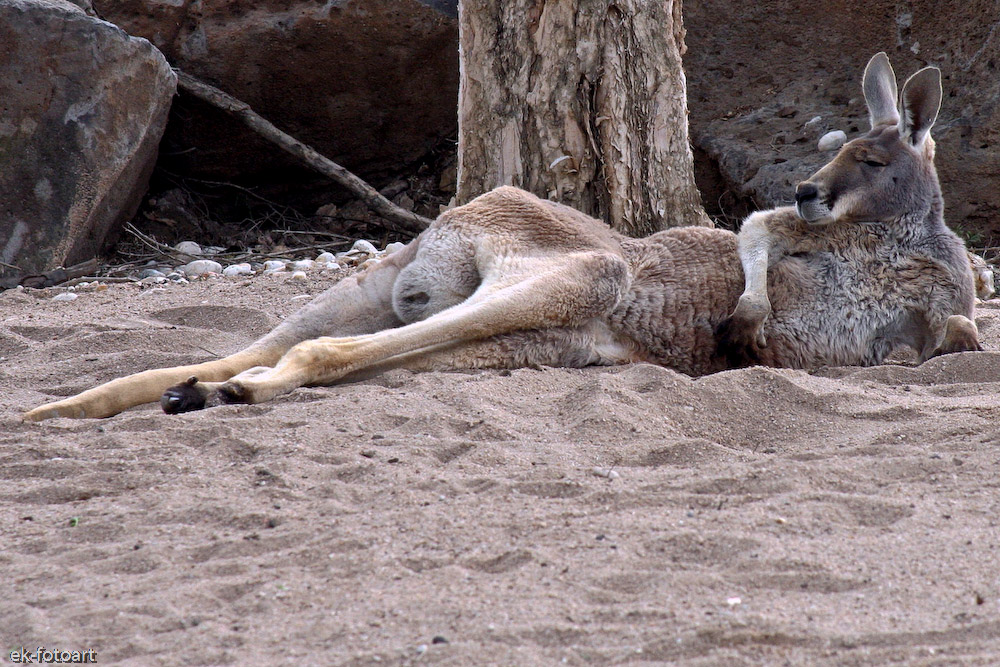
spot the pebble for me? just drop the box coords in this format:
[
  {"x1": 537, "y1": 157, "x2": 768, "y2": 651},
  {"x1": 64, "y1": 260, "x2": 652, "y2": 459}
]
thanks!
[
  {"x1": 351, "y1": 239, "x2": 379, "y2": 255},
  {"x1": 384, "y1": 241, "x2": 406, "y2": 255},
  {"x1": 52, "y1": 292, "x2": 78, "y2": 302},
  {"x1": 289, "y1": 270, "x2": 308, "y2": 281},
  {"x1": 803, "y1": 115, "x2": 824, "y2": 131},
  {"x1": 315, "y1": 252, "x2": 335, "y2": 263},
  {"x1": 166, "y1": 272, "x2": 188, "y2": 283},
  {"x1": 138, "y1": 268, "x2": 166, "y2": 279},
  {"x1": 223, "y1": 263, "x2": 253, "y2": 277},
  {"x1": 290, "y1": 259, "x2": 314, "y2": 271},
  {"x1": 818, "y1": 130, "x2": 847, "y2": 151},
  {"x1": 320, "y1": 261, "x2": 341, "y2": 272},
  {"x1": 591, "y1": 467, "x2": 620, "y2": 480},
  {"x1": 175, "y1": 240, "x2": 202, "y2": 257},
  {"x1": 179, "y1": 259, "x2": 223, "y2": 277},
  {"x1": 263, "y1": 260, "x2": 287, "y2": 272}
]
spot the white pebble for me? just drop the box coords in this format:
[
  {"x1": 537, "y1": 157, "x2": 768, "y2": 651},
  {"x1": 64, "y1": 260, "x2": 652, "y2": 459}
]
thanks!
[
  {"x1": 726, "y1": 596, "x2": 742, "y2": 607},
  {"x1": 818, "y1": 130, "x2": 847, "y2": 151},
  {"x1": 51, "y1": 292, "x2": 78, "y2": 302},
  {"x1": 138, "y1": 268, "x2": 165, "y2": 279},
  {"x1": 180, "y1": 259, "x2": 223, "y2": 277},
  {"x1": 223, "y1": 263, "x2": 253, "y2": 277},
  {"x1": 289, "y1": 270, "x2": 308, "y2": 281},
  {"x1": 803, "y1": 115, "x2": 823, "y2": 131},
  {"x1": 383, "y1": 242, "x2": 406, "y2": 255},
  {"x1": 351, "y1": 239, "x2": 378, "y2": 255},
  {"x1": 263, "y1": 260, "x2": 287, "y2": 272},
  {"x1": 315, "y1": 252, "x2": 335, "y2": 263},
  {"x1": 290, "y1": 259, "x2": 314, "y2": 271},
  {"x1": 174, "y1": 241, "x2": 202, "y2": 256},
  {"x1": 591, "y1": 467, "x2": 620, "y2": 480},
  {"x1": 321, "y1": 261, "x2": 342, "y2": 272}
]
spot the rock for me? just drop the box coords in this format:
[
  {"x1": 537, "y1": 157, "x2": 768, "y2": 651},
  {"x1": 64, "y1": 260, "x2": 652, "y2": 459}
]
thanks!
[
  {"x1": 52, "y1": 292, "x2": 78, "y2": 302},
  {"x1": 315, "y1": 252, "x2": 336, "y2": 264},
  {"x1": 351, "y1": 240, "x2": 379, "y2": 256},
  {"x1": 818, "y1": 130, "x2": 847, "y2": 152},
  {"x1": 289, "y1": 270, "x2": 308, "y2": 281},
  {"x1": 138, "y1": 268, "x2": 166, "y2": 279},
  {"x1": 222, "y1": 263, "x2": 253, "y2": 277},
  {"x1": 174, "y1": 241, "x2": 202, "y2": 258},
  {"x1": 383, "y1": 242, "x2": 407, "y2": 255},
  {"x1": 0, "y1": 0, "x2": 175, "y2": 284},
  {"x1": 96, "y1": 0, "x2": 459, "y2": 183},
  {"x1": 179, "y1": 259, "x2": 223, "y2": 277},
  {"x1": 684, "y1": 0, "x2": 1000, "y2": 237},
  {"x1": 263, "y1": 260, "x2": 287, "y2": 272},
  {"x1": 290, "y1": 259, "x2": 314, "y2": 271}
]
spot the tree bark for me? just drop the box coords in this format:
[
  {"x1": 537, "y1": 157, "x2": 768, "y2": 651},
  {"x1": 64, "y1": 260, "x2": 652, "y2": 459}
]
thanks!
[{"x1": 457, "y1": 0, "x2": 710, "y2": 236}]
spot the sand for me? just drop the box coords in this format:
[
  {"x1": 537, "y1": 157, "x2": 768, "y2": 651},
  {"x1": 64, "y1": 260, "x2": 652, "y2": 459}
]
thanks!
[{"x1": 2, "y1": 272, "x2": 1000, "y2": 665}]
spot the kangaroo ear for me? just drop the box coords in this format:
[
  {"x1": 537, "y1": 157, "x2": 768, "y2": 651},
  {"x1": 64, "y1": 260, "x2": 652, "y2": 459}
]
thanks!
[
  {"x1": 863, "y1": 52, "x2": 900, "y2": 128},
  {"x1": 898, "y1": 66, "x2": 942, "y2": 148}
]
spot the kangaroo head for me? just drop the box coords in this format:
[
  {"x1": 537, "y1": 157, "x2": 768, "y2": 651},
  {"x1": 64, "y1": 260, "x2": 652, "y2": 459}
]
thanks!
[{"x1": 794, "y1": 52, "x2": 943, "y2": 226}]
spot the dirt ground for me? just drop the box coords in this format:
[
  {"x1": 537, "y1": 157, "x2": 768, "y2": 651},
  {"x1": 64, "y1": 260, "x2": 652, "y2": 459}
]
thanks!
[{"x1": 3, "y1": 272, "x2": 1000, "y2": 665}]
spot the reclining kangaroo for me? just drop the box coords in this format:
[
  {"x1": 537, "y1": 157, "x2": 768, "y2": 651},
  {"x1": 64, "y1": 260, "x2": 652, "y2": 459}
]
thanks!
[{"x1": 23, "y1": 53, "x2": 979, "y2": 422}]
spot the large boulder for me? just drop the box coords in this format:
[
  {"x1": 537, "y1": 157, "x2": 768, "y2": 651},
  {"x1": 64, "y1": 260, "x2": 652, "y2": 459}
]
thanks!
[
  {"x1": 93, "y1": 0, "x2": 460, "y2": 185},
  {"x1": 685, "y1": 0, "x2": 1000, "y2": 241},
  {"x1": 0, "y1": 0, "x2": 175, "y2": 283}
]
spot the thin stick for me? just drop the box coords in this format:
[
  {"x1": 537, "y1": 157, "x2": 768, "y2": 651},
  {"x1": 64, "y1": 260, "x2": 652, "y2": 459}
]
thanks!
[{"x1": 175, "y1": 71, "x2": 432, "y2": 235}]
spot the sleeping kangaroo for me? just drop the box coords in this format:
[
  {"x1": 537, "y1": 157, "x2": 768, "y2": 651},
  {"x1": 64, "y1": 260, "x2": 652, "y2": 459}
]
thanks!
[
  {"x1": 22, "y1": 53, "x2": 979, "y2": 422},
  {"x1": 717, "y1": 52, "x2": 980, "y2": 366}
]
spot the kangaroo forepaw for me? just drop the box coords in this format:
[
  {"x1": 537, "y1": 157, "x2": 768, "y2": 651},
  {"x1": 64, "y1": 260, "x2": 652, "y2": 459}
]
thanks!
[
  {"x1": 715, "y1": 295, "x2": 771, "y2": 367},
  {"x1": 716, "y1": 316, "x2": 765, "y2": 367},
  {"x1": 161, "y1": 376, "x2": 208, "y2": 414}
]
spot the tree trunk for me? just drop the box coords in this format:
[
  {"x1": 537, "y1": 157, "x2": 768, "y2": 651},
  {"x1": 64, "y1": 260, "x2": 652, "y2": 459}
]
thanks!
[{"x1": 456, "y1": 0, "x2": 710, "y2": 236}]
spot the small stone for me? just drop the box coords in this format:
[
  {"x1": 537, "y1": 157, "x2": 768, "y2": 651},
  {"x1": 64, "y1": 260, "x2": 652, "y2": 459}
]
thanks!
[
  {"x1": 138, "y1": 268, "x2": 165, "y2": 279},
  {"x1": 175, "y1": 240, "x2": 202, "y2": 256},
  {"x1": 263, "y1": 260, "x2": 287, "y2": 272},
  {"x1": 726, "y1": 596, "x2": 742, "y2": 607},
  {"x1": 180, "y1": 259, "x2": 223, "y2": 277},
  {"x1": 321, "y1": 261, "x2": 342, "y2": 272},
  {"x1": 415, "y1": 645, "x2": 428, "y2": 655},
  {"x1": 818, "y1": 130, "x2": 847, "y2": 152},
  {"x1": 289, "y1": 270, "x2": 308, "y2": 281},
  {"x1": 777, "y1": 106, "x2": 797, "y2": 118},
  {"x1": 351, "y1": 239, "x2": 379, "y2": 255},
  {"x1": 383, "y1": 242, "x2": 406, "y2": 255},
  {"x1": 223, "y1": 263, "x2": 253, "y2": 277},
  {"x1": 315, "y1": 203, "x2": 338, "y2": 218},
  {"x1": 431, "y1": 636, "x2": 449, "y2": 645},
  {"x1": 52, "y1": 292, "x2": 77, "y2": 302},
  {"x1": 803, "y1": 115, "x2": 823, "y2": 131},
  {"x1": 166, "y1": 272, "x2": 188, "y2": 283},
  {"x1": 591, "y1": 467, "x2": 620, "y2": 480},
  {"x1": 315, "y1": 252, "x2": 335, "y2": 263},
  {"x1": 290, "y1": 259, "x2": 314, "y2": 271}
]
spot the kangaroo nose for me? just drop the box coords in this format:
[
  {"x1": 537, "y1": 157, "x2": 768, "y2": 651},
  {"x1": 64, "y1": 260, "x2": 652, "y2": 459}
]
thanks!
[{"x1": 795, "y1": 182, "x2": 819, "y2": 205}]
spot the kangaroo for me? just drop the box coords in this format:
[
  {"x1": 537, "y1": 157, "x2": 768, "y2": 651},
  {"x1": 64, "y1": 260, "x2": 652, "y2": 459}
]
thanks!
[
  {"x1": 717, "y1": 52, "x2": 981, "y2": 367},
  {"x1": 22, "y1": 53, "x2": 980, "y2": 422}
]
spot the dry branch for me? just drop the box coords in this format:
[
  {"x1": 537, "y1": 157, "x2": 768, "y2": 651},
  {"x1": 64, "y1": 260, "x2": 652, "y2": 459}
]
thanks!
[{"x1": 175, "y1": 71, "x2": 433, "y2": 235}]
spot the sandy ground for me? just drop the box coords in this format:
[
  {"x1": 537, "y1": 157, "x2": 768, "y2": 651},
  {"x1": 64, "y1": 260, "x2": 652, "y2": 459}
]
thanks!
[{"x1": 2, "y1": 271, "x2": 1000, "y2": 666}]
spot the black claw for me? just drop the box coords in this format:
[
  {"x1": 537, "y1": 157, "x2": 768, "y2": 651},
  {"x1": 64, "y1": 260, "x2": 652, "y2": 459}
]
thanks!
[{"x1": 161, "y1": 376, "x2": 207, "y2": 414}]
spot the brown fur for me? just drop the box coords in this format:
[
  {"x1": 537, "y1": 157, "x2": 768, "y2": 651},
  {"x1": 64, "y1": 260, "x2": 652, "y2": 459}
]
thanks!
[
  {"x1": 22, "y1": 55, "x2": 982, "y2": 422},
  {"x1": 718, "y1": 52, "x2": 980, "y2": 367}
]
